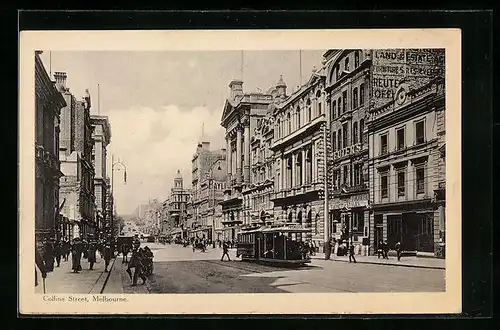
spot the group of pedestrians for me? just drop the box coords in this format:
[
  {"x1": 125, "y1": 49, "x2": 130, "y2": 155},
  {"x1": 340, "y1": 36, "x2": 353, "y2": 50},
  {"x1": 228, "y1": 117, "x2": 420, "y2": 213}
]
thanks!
[
  {"x1": 377, "y1": 240, "x2": 402, "y2": 261},
  {"x1": 121, "y1": 234, "x2": 154, "y2": 286},
  {"x1": 34, "y1": 235, "x2": 114, "y2": 290}
]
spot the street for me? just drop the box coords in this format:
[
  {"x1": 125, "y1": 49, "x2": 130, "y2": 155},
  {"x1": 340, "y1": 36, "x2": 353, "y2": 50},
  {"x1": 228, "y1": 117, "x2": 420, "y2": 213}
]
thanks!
[{"x1": 104, "y1": 243, "x2": 445, "y2": 294}]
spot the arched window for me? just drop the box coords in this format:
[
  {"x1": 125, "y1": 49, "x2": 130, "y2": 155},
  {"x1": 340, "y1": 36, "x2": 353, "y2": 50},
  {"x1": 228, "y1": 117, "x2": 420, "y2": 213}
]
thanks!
[
  {"x1": 332, "y1": 131, "x2": 337, "y2": 152},
  {"x1": 338, "y1": 129, "x2": 342, "y2": 150},
  {"x1": 359, "y1": 119, "x2": 364, "y2": 144},
  {"x1": 353, "y1": 122, "x2": 358, "y2": 145},
  {"x1": 338, "y1": 97, "x2": 342, "y2": 115},
  {"x1": 297, "y1": 211, "x2": 303, "y2": 224},
  {"x1": 288, "y1": 211, "x2": 293, "y2": 223},
  {"x1": 306, "y1": 99, "x2": 311, "y2": 122},
  {"x1": 353, "y1": 87, "x2": 359, "y2": 109},
  {"x1": 360, "y1": 84, "x2": 365, "y2": 106},
  {"x1": 306, "y1": 147, "x2": 312, "y2": 184},
  {"x1": 276, "y1": 118, "x2": 281, "y2": 138},
  {"x1": 296, "y1": 106, "x2": 301, "y2": 128},
  {"x1": 287, "y1": 157, "x2": 293, "y2": 189},
  {"x1": 287, "y1": 112, "x2": 291, "y2": 135},
  {"x1": 316, "y1": 90, "x2": 322, "y2": 117},
  {"x1": 345, "y1": 57, "x2": 350, "y2": 71},
  {"x1": 354, "y1": 51, "x2": 360, "y2": 68},
  {"x1": 331, "y1": 100, "x2": 336, "y2": 119},
  {"x1": 296, "y1": 152, "x2": 303, "y2": 186}
]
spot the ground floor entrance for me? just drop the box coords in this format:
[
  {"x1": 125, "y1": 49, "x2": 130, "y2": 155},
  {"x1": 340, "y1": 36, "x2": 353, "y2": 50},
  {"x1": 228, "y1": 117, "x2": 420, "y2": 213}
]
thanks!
[{"x1": 385, "y1": 212, "x2": 434, "y2": 253}]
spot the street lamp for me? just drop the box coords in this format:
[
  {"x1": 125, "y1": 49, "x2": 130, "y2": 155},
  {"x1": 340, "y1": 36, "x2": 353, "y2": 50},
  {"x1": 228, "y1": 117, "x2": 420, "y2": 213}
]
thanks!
[{"x1": 111, "y1": 155, "x2": 127, "y2": 252}]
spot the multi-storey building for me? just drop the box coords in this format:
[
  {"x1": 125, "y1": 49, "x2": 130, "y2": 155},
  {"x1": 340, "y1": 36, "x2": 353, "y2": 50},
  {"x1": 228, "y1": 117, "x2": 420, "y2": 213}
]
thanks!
[
  {"x1": 90, "y1": 115, "x2": 111, "y2": 239},
  {"x1": 167, "y1": 170, "x2": 191, "y2": 239},
  {"x1": 56, "y1": 71, "x2": 96, "y2": 239},
  {"x1": 241, "y1": 78, "x2": 282, "y2": 229},
  {"x1": 366, "y1": 48, "x2": 445, "y2": 256},
  {"x1": 105, "y1": 177, "x2": 113, "y2": 237},
  {"x1": 34, "y1": 51, "x2": 66, "y2": 244},
  {"x1": 270, "y1": 69, "x2": 328, "y2": 249},
  {"x1": 219, "y1": 80, "x2": 274, "y2": 241},
  {"x1": 324, "y1": 49, "x2": 372, "y2": 254},
  {"x1": 189, "y1": 142, "x2": 226, "y2": 242}
]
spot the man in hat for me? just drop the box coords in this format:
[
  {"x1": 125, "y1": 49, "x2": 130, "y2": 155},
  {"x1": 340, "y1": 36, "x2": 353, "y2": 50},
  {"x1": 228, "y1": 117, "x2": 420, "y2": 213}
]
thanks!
[
  {"x1": 103, "y1": 240, "x2": 112, "y2": 272},
  {"x1": 53, "y1": 239, "x2": 62, "y2": 268},
  {"x1": 87, "y1": 238, "x2": 97, "y2": 270},
  {"x1": 71, "y1": 237, "x2": 84, "y2": 273},
  {"x1": 35, "y1": 245, "x2": 47, "y2": 287}
]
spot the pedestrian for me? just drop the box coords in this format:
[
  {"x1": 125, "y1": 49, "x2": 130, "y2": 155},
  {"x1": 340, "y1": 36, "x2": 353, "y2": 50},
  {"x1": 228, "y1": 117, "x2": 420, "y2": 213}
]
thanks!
[
  {"x1": 127, "y1": 245, "x2": 147, "y2": 286},
  {"x1": 377, "y1": 240, "x2": 383, "y2": 259},
  {"x1": 383, "y1": 240, "x2": 389, "y2": 259},
  {"x1": 35, "y1": 245, "x2": 47, "y2": 288},
  {"x1": 103, "y1": 241, "x2": 112, "y2": 272},
  {"x1": 331, "y1": 237, "x2": 337, "y2": 257},
  {"x1": 53, "y1": 240, "x2": 62, "y2": 268},
  {"x1": 71, "y1": 237, "x2": 84, "y2": 273},
  {"x1": 221, "y1": 241, "x2": 231, "y2": 261},
  {"x1": 121, "y1": 243, "x2": 130, "y2": 263},
  {"x1": 324, "y1": 237, "x2": 331, "y2": 260},
  {"x1": 395, "y1": 241, "x2": 402, "y2": 261},
  {"x1": 87, "y1": 240, "x2": 97, "y2": 270},
  {"x1": 62, "y1": 239, "x2": 70, "y2": 262},
  {"x1": 43, "y1": 238, "x2": 55, "y2": 272},
  {"x1": 348, "y1": 241, "x2": 357, "y2": 263}
]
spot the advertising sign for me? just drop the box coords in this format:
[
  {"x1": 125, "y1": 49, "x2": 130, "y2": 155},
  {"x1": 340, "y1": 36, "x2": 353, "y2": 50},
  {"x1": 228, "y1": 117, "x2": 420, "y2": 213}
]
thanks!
[{"x1": 371, "y1": 49, "x2": 445, "y2": 108}]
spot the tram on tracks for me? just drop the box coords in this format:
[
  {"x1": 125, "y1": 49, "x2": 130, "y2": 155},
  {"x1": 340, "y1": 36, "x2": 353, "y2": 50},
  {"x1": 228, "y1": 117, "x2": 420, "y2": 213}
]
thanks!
[{"x1": 236, "y1": 225, "x2": 311, "y2": 266}]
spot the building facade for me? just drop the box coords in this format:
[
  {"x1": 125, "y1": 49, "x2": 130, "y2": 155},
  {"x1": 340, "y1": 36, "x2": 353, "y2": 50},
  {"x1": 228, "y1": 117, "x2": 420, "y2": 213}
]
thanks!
[
  {"x1": 189, "y1": 142, "x2": 226, "y2": 243},
  {"x1": 324, "y1": 49, "x2": 372, "y2": 255},
  {"x1": 270, "y1": 70, "x2": 328, "y2": 249},
  {"x1": 90, "y1": 115, "x2": 112, "y2": 239},
  {"x1": 219, "y1": 80, "x2": 274, "y2": 241},
  {"x1": 56, "y1": 71, "x2": 96, "y2": 240},
  {"x1": 34, "y1": 52, "x2": 66, "y2": 243},
  {"x1": 168, "y1": 170, "x2": 191, "y2": 239}
]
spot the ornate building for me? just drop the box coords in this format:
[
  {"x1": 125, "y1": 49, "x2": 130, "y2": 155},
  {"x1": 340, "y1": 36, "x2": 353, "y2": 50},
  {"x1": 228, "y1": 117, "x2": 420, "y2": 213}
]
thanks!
[
  {"x1": 56, "y1": 71, "x2": 96, "y2": 239},
  {"x1": 270, "y1": 69, "x2": 328, "y2": 249},
  {"x1": 34, "y1": 51, "x2": 66, "y2": 243},
  {"x1": 324, "y1": 49, "x2": 372, "y2": 255},
  {"x1": 189, "y1": 142, "x2": 226, "y2": 243},
  {"x1": 219, "y1": 80, "x2": 274, "y2": 241},
  {"x1": 90, "y1": 115, "x2": 111, "y2": 239},
  {"x1": 167, "y1": 170, "x2": 191, "y2": 239}
]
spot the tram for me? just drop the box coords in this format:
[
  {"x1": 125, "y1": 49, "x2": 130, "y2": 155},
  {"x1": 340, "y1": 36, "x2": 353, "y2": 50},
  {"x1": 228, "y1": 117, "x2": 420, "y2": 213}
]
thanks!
[{"x1": 236, "y1": 225, "x2": 311, "y2": 266}]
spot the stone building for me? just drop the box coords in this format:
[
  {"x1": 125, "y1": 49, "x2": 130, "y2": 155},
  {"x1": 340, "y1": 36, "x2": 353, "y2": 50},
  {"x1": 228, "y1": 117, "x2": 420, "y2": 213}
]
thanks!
[
  {"x1": 34, "y1": 51, "x2": 66, "y2": 243},
  {"x1": 189, "y1": 141, "x2": 226, "y2": 243},
  {"x1": 167, "y1": 170, "x2": 191, "y2": 239},
  {"x1": 366, "y1": 49, "x2": 445, "y2": 256},
  {"x1": 270, "y1": 69, "x2": 328, "y2": 249},
  {"x1": 56, "y1": 71, "x2": 96, "y2": 239},
  {"x1": 323, "y1": 49, "x2": 372, "y2": 255},
  {"x1": 90, "y1": 115, "x2": 111, "y2": 239},
  {"x1": 219, "y1": 80, "x2": 274, "y2": 241}
]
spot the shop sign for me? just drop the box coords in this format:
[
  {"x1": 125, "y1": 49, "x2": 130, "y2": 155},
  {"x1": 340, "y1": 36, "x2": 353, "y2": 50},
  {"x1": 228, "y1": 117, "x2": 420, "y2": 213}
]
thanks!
[{"x1": 371, "y1": 49, "x2": 445, "y2": 108}]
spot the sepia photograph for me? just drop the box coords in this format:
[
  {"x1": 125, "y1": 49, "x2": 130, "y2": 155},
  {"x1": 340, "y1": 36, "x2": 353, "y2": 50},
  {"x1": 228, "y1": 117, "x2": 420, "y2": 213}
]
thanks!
[{"x1": 19, "y1": 29, "x2": 461, "y2": 314}]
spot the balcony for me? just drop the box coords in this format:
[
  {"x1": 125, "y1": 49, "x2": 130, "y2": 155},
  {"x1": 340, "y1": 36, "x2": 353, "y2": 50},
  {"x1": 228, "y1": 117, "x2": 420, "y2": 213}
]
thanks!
[{"x1": 272, "y1": 182, "x2": 323, "y2": 201}]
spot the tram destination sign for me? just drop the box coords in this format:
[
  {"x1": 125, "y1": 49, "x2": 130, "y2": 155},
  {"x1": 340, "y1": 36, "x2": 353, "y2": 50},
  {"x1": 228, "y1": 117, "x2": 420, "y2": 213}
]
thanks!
[{"x1": 370, "y1": 49, "x2": 445, "y2": 108}]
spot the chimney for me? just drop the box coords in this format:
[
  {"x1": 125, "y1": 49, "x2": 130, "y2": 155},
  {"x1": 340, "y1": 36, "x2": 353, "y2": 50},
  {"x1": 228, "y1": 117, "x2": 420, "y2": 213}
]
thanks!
[
  {"x1": 54, "y1": 72, "x2": 67, "y2": 90},
  {"x1": 229, "y1": 80, "x2": 244, "y2": 100}
]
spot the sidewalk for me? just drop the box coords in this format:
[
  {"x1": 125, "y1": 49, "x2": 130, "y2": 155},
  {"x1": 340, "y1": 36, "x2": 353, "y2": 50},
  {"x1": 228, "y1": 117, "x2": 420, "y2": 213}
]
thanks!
[
  {"x1": 35, "y1": 254, "x2": 116, "y2": 294},
  {"x1": 311, "y1": 253, "x2": 445, "y2": 270}
]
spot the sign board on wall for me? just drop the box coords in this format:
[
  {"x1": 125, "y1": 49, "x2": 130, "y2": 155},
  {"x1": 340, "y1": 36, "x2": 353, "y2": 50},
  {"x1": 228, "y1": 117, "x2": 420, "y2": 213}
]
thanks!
[{"x1": 370, "y1": 49, "x2": 445, "y2": 108}]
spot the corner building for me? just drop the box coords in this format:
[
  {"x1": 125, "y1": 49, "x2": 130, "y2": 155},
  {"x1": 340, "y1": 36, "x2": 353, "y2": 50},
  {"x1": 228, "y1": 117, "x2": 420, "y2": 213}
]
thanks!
[
  {"x1": 323, "y1": 49, "x2": 372, "y2": 254},
  {"x1": 270, "y1": 69, "x2": 328, "y2": 250}
]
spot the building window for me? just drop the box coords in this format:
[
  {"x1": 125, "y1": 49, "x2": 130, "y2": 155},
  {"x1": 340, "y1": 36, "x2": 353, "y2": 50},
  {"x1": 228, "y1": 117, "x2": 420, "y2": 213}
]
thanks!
[
  {"x1": 331, "y1": 100, "x2": 336, "y2": 119},
  {"x1": 342, "y1": 123, "x2": 348, "y2": 148},
  {"x1": 416, "y1": 166, "x2": 425, "y2": 194},
  {"x1": 354, "y1": 51, "x2": 360, "y2": 68},
  {"x1": 381, "y1": 172, "x2": 388, "y2": 199},
  {"x1": 360, "y1": 84, "x2": 365, "y2": 106},
  {"x1": 353, "y1": 122, "x2": 358, "y2": 145},
  {"x1": 397, "y1": 127, "x2": 405, "y2": 150},
  {"x1": 337, "y1": 129, "x2": 342, "y2": 150},
  {"x1": 397, "y1": 169, "x2": 405, "y2": 197},
  {"x1": 342, "y1": 91, "x2": 347, "y2": 113},
  {"x1": 344, "y1": 57, "x2": 350, "y2": 71},
  {"x1": 306, "y1": 99, "x2": 312, "y2": 122},
  {"x1": 354, "y1": 163, "x2": 361, "y2": 186},
  {"x1": 296, "y1": 152, "x2": 303, "y2": 186},
  {"x1": 353, "y1": 87, "x2": 358, "y2": 109},
  {"x1": 380, "y1": 133, "x2": 388, "y2": 155},
  {"x1": 287, "y1": 112, "x2": 291, "y2": 135},
  {"x1": 338, "y1": 97, "x2": 342, "y2": 115},
  {"x1": 359, "y1": 119, "x2": 364, "y2": 144},
  {"x1": 276, "y1": 119, "x2": 281, "y2": 138},
  {"x1": 352, "y1": 210, "x2": 364, "y2": 234},
  {"x1": 342, "y1": 165, "x2": 348, "y2": 186},
  {"x1": 286, "y1": 157, "x2": 293, "y2": 189},
  {"x1": 318, "y1": 102, "x2": 322, "y2": 116},
  {"x1": 296, "y1": 107, "x2": 301, "y2": 128},
  {"x1": 332, "y1": 132, "x2": 336, "y2": 152},
  {"x1": 306, "y1": 148, "x2": 312, "y2": 184},
  {"x1": 416, "y1": 120, "x2": 425, "y2": 145},
  {"x1": 333, "y1": 170, "x2": 338, "y2": 189}
]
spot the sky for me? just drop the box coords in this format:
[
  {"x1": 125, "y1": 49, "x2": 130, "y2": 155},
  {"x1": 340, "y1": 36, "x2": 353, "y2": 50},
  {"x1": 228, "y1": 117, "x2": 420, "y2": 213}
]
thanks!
[{"x1": 39, "y1": 50, "x2": 325, "y2": 215}]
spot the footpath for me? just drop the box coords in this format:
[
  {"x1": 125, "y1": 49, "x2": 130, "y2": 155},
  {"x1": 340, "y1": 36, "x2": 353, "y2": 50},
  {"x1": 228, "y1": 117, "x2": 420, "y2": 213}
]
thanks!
[
  {"x1": 310, "y1": 253, "x2": 445, "y2": 270},
  {"x1": 35, "y1": 254, "x2": 117, "y2": 294}
]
